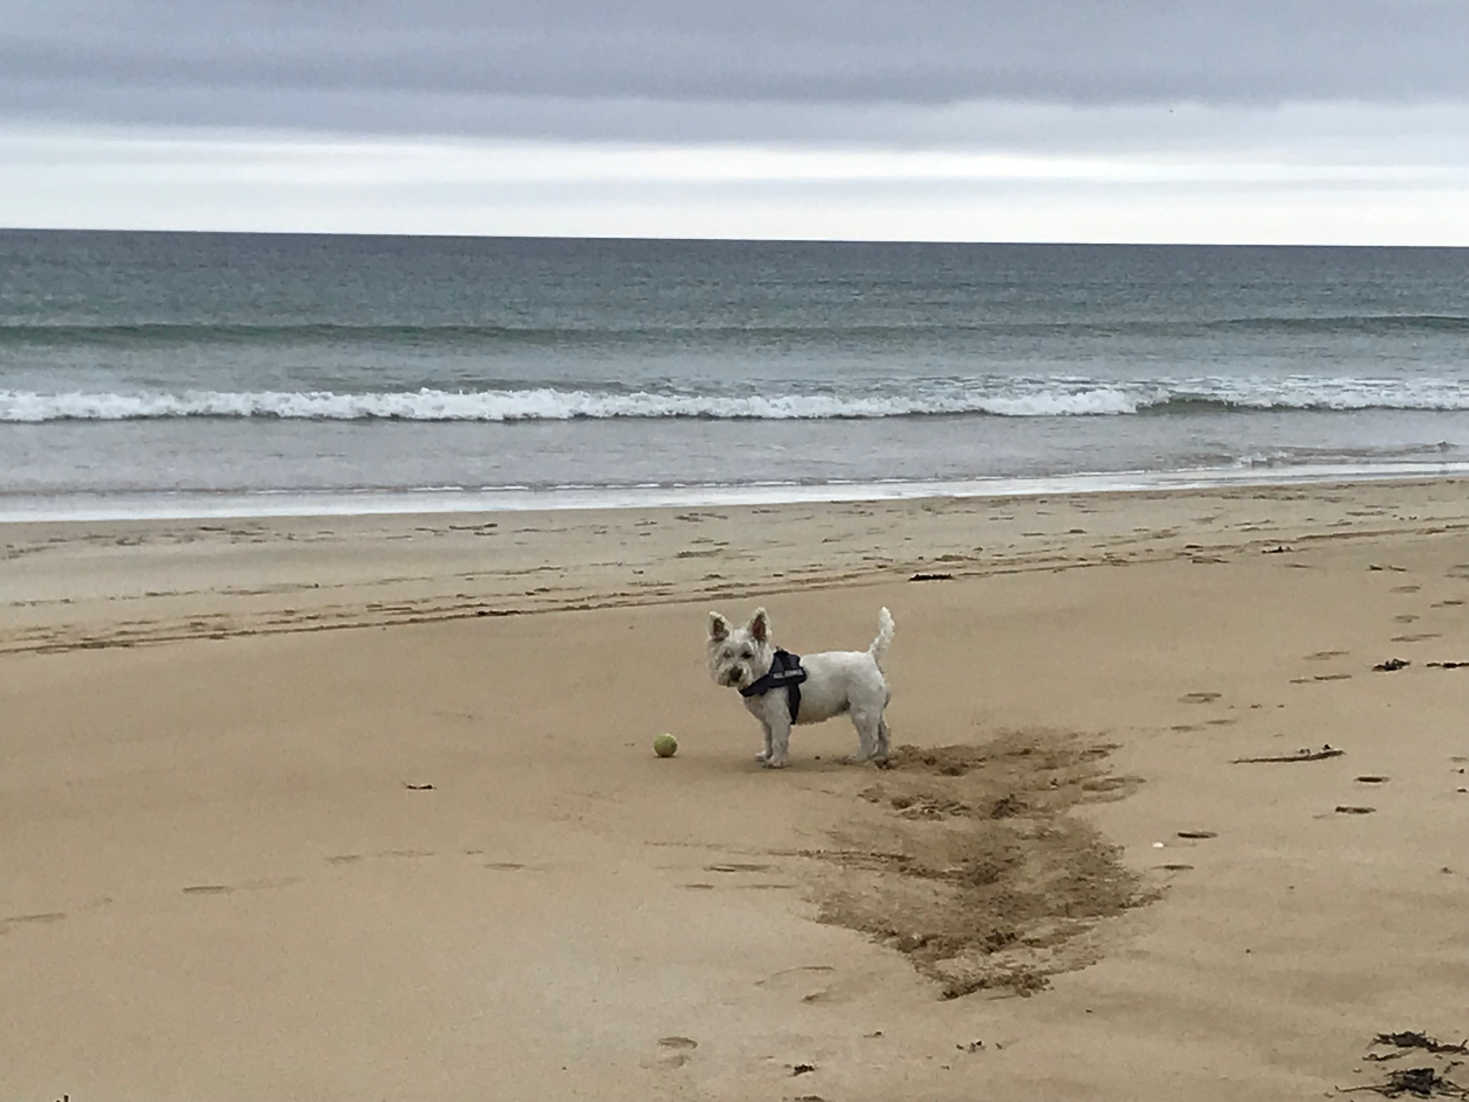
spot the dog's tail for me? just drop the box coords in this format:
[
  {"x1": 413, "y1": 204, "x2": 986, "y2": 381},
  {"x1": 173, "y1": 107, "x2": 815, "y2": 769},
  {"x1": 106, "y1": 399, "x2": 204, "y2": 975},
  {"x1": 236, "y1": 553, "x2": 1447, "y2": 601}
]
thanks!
[{"x1": 868, "y1": 606, "x2": 895, "y2": 667}]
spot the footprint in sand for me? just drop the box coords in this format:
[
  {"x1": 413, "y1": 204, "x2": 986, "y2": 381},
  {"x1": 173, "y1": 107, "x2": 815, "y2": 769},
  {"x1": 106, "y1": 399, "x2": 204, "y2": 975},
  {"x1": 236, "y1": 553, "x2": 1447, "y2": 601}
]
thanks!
[
  {"x1": 2, "y1": 911, "x2": 67, "y2": 927},
  {"x1": 1081, "y1": 776, "x2": 1135, "y2": 793},
  {"x1": 757, "y1": 965, "x2": 836, "y2": 989},
  {"x1": 1176, "y1": 830, "x2": 1218, "y2": 840},
  {"x1": 182, "y1": 876, "x2": 301, "y2": 896},
  {"x1": 1179, "y1": 692, "x2": 1222, "y2": 704},
  {"x1": 648, "y1": 1035, "x2": 699, "y2": 1069},
  {"x1": 1391, "y1": 585, "x2": 1422, "y2": 594},
  {"x1": 1305, "y1": 650, "x2": 1350, "y2": 661},
  {"x1": 687, "y1": 862, "x2": 792, "y2": 890},
  {"x1": 755, "y1": 964, "x2": 849, "y2": 1005},
  {"x1": 1391, "y1": 633, "x2": 1442, "y2": 643},
  {"x1": 1393, "y1": 614, "x2": 1420, "y2": 624},
  {"x1": 1432, "y1": 599, "x2": 1465, "y2": 608}
]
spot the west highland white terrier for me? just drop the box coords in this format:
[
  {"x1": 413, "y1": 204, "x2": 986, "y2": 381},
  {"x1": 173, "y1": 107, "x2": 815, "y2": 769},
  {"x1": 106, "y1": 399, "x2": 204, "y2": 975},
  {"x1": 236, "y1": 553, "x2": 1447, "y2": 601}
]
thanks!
[{"x1": 706, "y1": 606, "x2": 894, "y2": 769}]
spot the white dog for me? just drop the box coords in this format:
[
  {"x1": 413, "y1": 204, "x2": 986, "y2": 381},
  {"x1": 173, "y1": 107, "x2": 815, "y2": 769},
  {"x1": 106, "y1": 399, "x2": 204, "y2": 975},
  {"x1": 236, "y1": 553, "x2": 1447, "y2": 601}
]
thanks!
[{"x1": 706, "y1": 606, "x2": 894, "y2": 769}]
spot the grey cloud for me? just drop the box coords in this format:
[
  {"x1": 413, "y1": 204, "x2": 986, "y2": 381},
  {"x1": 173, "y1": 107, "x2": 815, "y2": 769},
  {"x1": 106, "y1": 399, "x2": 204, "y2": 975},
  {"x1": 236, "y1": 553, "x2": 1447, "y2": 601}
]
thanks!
[{"x1": 4, "y1": 0, "x2": 1469, "y2": 144}]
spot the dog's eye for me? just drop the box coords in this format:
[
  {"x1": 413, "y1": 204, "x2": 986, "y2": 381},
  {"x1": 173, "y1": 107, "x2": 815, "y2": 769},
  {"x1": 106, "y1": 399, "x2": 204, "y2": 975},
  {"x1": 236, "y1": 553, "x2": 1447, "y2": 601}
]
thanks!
[{"x1": 740, "y1": 648, "x2": 752, "y2": 659}]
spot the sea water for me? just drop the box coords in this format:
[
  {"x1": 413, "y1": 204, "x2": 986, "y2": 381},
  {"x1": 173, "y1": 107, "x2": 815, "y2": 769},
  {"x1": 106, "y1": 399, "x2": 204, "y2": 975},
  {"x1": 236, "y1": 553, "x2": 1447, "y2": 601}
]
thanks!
[{"x1": 2, "y1": 230, "x2": 1466, "y2": 519}]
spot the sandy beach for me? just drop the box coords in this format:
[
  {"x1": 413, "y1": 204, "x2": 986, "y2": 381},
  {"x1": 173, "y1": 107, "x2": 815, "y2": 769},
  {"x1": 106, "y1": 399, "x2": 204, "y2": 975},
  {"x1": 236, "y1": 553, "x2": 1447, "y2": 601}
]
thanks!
[{"x1": 4, "y1": 477, "x2": 1469, "y2": 1101}]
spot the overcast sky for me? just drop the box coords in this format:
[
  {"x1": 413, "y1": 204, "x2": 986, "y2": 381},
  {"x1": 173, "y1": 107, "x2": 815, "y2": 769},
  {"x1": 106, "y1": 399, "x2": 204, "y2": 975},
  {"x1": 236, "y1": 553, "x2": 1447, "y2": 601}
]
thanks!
[{"x1": 3, "y1": 0, "x2": 1467, "y2": 243}]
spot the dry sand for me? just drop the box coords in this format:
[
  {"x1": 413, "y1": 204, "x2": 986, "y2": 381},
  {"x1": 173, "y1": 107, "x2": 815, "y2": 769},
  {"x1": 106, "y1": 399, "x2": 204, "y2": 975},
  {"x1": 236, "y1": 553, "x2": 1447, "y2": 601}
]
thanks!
[{"x1": 3, "y1": 478, "x2": 1469, "y2": 1100}]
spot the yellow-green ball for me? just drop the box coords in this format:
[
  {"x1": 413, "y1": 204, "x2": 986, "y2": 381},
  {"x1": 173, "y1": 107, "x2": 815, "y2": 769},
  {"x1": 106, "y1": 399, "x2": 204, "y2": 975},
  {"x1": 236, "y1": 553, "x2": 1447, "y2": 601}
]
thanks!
[{"x1": 653, "y1": 733, "x2": 678, "y2": 758}]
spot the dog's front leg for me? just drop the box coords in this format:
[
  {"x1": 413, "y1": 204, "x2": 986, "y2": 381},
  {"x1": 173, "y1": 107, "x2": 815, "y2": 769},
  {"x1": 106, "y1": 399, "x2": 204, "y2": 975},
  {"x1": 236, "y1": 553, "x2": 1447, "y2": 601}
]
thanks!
[
  {"x1": 755, "y1": 722, "x2": 773, "y2": 763},
  {"x1": 762, "y1": 716, "x2": 791, "y2": 769}
]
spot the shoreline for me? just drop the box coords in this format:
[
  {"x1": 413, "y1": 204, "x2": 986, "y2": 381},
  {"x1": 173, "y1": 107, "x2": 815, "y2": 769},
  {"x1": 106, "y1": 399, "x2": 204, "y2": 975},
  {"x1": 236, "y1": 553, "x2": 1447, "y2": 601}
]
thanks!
[
  {"x1": 5, "y1": 458, "x2": 1469, "y2": 524},
  {"x1": 5, "y1": 475, "x2": 1467, "y2": 658}
]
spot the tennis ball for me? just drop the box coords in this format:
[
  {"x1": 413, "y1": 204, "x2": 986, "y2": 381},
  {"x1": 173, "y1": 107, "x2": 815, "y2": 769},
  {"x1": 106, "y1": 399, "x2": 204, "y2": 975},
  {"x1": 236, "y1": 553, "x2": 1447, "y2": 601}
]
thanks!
[{"x1": 653, "y1": 732, "x2": 678, "y2": 758}]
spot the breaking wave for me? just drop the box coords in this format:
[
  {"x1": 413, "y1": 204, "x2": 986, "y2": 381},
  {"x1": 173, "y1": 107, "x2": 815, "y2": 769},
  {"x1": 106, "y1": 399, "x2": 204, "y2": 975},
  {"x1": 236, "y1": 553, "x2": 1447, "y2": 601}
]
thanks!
[
  {"x1": 8, "y1": 384, "x2": 1469, "y2": 426},
  {"x1": 4, "y1": 377, "x2": 1469, "y2": 422}
]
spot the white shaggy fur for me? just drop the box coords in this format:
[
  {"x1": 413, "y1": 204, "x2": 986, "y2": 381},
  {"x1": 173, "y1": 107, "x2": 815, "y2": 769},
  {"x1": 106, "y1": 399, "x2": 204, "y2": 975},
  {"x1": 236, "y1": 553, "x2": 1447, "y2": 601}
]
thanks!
[{"x1": 707, "y1": 606, "x2": 894, "y2": 769}]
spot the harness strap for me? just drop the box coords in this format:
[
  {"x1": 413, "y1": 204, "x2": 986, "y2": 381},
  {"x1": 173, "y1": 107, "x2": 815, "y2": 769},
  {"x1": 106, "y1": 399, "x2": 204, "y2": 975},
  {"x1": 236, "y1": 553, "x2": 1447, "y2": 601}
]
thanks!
[{"x1": 739, "y1": 648, "x2": 807, "y2": 722}]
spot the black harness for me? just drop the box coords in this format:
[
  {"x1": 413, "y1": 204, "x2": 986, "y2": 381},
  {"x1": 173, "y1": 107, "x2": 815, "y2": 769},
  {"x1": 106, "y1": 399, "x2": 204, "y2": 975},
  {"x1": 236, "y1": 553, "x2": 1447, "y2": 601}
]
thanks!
[{"x1": 740, "y1": 648, "x2": 807, "y2": 721}]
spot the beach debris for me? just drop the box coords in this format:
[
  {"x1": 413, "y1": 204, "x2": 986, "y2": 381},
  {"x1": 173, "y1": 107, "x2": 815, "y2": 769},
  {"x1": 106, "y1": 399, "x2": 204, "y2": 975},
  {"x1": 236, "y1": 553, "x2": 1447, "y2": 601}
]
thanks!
[
  {"x1": 909, "y1": 572, "x2": 954, "y2": 582},
  {"x1": 791, "y1": 1063, "x2": 817, "y2": 1076},
  {"x1": 1341, "y1": 1067, "x2": 1469, "y2": 1098},
  {"x1": 402, "y1": 782, "x2": 435, "y2": 790},
  {"x1": 1347, "y1": 1034, "x2": 1469, "y2": 1096},
  {"x1": 1356, "y1": 776, "x2": 1390, "y2": 784},
  {"x1": 1374, "y1": 1032, "x2": 1469, "y2": 1056},
  {"x1": 1373, "y1": 658, "x2": 1412, "y2": 672},
  {"x1": 957, "y1": 1040, "x2": 987, "y2": 1053},
  {"x1": 1232, "y1": 745, "x2": 1343, "y2": 764},
  {"x1": 1262, "y1": 544, "x2": 1294, "y2": 554},
  {"x1": 1176, "y1": 830, "x2": 1217, "y2": 839},
  {"x1": 1428, "y1": 662, "x2": 1469, "y2": 670},
  {"x1": 1368, "y1": 564, "x2": 1408, "y2": 572},
  {"x1": 1335, "y1": 805, "x2": 1377, "y2": 815}
]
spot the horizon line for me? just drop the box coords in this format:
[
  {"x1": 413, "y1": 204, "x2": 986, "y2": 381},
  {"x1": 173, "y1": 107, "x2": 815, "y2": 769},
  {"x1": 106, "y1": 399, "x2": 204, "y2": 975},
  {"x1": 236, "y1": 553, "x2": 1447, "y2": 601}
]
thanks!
[{"x1": 4, "y1": 226, "x2": 1467, "y2": 249}]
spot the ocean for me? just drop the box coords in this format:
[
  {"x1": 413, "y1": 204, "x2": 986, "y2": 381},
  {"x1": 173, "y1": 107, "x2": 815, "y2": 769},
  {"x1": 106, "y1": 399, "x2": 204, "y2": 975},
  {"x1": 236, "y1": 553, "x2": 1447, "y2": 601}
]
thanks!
[{"x1": 2, "y1": 229, "x2": 1467, "y2": 520}]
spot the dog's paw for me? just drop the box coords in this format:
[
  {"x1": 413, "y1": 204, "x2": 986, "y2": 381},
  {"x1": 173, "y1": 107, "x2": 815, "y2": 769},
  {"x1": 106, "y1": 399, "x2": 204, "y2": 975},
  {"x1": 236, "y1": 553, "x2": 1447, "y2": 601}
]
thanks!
[
  {"x1": 760, "y1": 757, "x2": 789, "y2": 769},
  {"x1": 754, "y1": 750, "x2": 770, "y2": 762}
]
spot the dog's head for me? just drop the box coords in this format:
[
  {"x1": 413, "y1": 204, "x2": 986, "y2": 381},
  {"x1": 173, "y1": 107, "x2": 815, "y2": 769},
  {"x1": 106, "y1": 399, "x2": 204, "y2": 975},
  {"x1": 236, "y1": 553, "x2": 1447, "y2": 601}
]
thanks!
[{"x1": 707, "y1": 607, "x2": 775, "y2": 690}]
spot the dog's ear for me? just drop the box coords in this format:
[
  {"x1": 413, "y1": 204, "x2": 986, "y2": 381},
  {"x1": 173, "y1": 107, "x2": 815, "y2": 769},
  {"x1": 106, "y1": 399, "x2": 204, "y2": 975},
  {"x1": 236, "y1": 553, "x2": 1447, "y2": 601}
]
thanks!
[
  {"x1": 708, "y1": 612, "x2": 730, "y2": 642},
  {"x1": 747, "y1": 607, "x2": 770, "y2": 643}
]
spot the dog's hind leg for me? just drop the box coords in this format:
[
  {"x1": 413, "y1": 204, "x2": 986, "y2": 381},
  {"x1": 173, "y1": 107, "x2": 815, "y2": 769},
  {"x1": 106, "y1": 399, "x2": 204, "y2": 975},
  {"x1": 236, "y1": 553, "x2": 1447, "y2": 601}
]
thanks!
[
  {"x1": 847, "y1": 708, "x2": 882, "y2": 763},
  {"x1": 875, "y1": 716, "x2": 891, "y2": 762}
]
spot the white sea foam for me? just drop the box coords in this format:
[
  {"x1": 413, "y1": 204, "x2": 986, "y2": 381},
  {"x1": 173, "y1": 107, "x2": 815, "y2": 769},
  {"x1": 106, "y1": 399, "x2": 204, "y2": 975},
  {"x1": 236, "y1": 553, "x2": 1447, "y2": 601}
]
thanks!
[{"x1": 2, "y1": 376, "x2": 1468, "y2": 422}]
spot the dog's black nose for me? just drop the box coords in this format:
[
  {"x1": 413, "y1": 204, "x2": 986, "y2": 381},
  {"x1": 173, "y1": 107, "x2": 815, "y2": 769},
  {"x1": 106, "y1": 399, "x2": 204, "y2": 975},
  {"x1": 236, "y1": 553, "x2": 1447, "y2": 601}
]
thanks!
[{"x1": 729, "y1": 669, "x2": 743, "y2": 684}]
